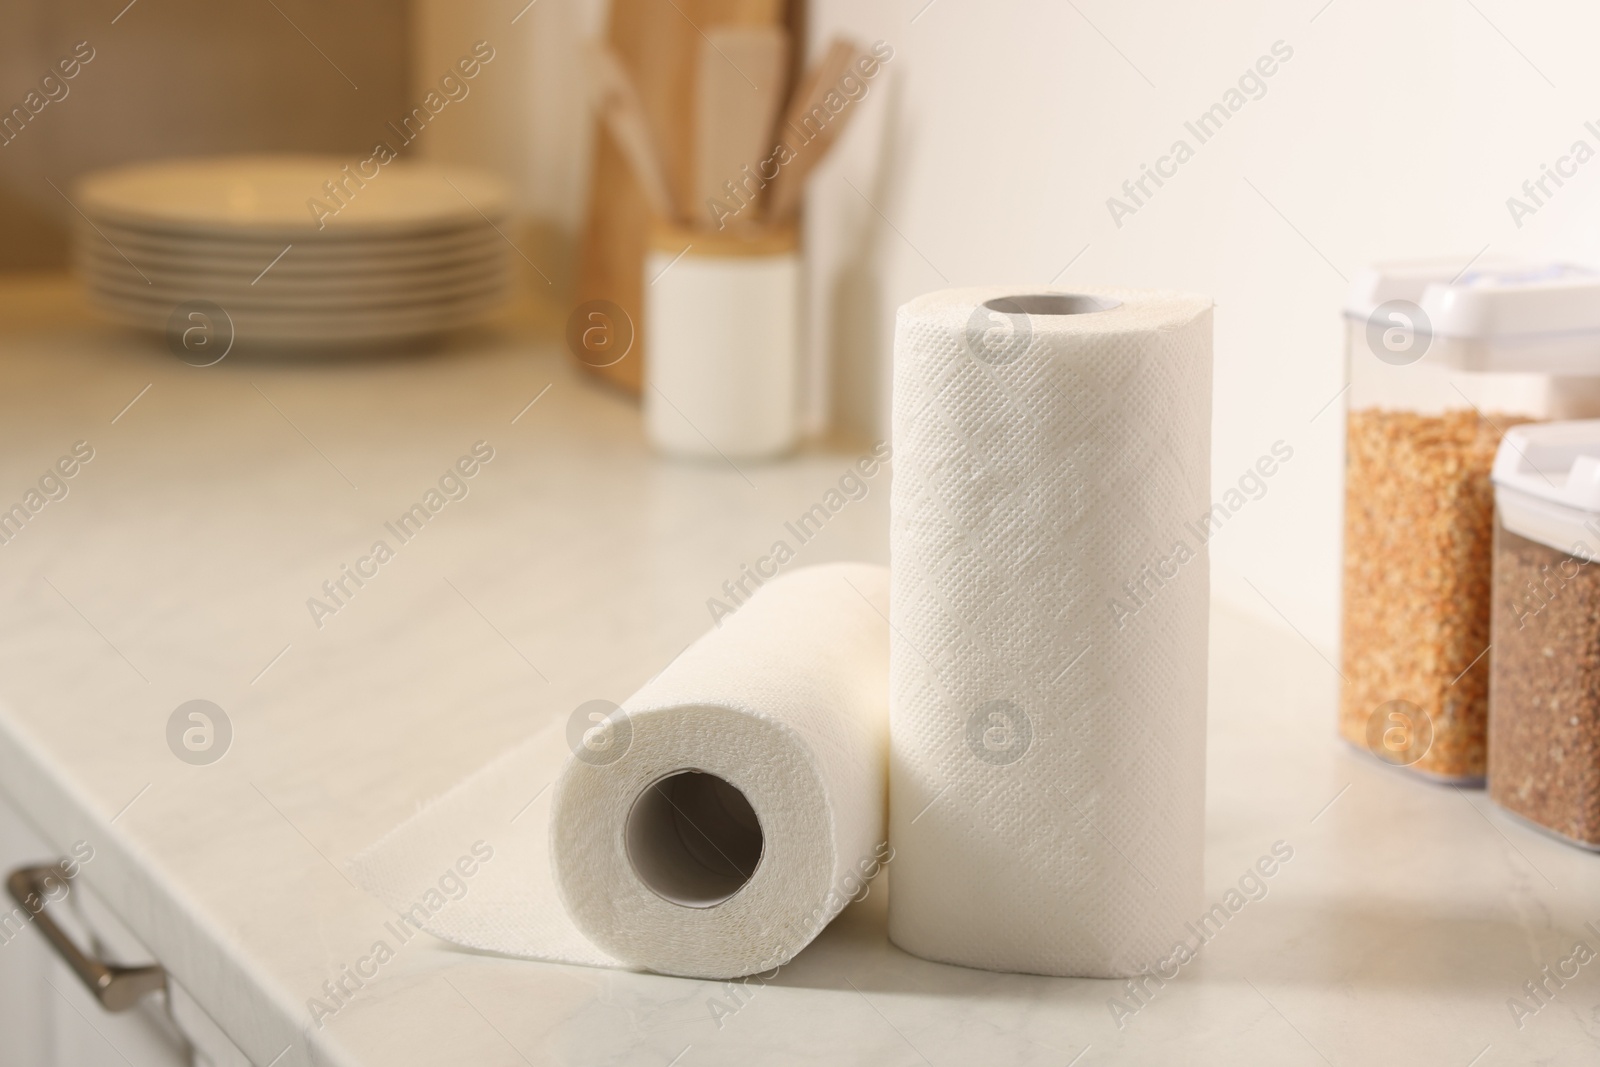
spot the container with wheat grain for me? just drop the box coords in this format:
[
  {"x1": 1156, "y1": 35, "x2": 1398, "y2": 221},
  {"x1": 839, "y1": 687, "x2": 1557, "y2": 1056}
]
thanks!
[
  {"x1": 1341, "y1": 263, "x2": 1600, "y2": 782},
  {"x1": 1489, "y1": 421, "x2": 1600, "y2": 848}
]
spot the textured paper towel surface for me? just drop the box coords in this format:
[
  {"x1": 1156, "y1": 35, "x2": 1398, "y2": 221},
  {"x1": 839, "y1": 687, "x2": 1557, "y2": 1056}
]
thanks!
[
  {"x1": 352, "y1": 563, "x2": 888, "y2": 979},
  {"x1": 888, "y1": 287, "x2": 1212, "y2": 978}
]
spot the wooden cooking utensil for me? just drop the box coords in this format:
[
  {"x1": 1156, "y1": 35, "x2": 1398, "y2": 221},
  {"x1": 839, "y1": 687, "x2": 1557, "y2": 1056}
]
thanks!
[
  {"x1": 692, "y1": 25, "x2": 789, "y2": 229},
  {"x1": 588, "y1": 43, "x2": 676, "y2": 220},
  {"x1": 766, "y1": 39, "x2": 863, "y2": 223},
  {"x1": 576, "y1": 0, "x2": 789, "y2": 393}
]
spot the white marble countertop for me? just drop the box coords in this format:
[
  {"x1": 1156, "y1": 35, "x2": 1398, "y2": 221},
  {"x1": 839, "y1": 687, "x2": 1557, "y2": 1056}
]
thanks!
[{"x1": 1, "y1": 277, "x2": 1598, "y2": 1066}]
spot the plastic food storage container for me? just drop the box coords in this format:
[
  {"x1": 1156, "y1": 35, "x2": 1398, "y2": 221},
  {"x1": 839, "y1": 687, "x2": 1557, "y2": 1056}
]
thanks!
[
  {"x1": 1489, "y1": 421, "x2": 1600, "y2": 848},
  {"x1": 1340, "y1": 261, "x2": 1600, "y2": 782}
]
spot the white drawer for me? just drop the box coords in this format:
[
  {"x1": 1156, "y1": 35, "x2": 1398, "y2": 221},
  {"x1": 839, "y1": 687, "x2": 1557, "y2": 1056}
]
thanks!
[{"x1": 0, "y1": 791, "x2": 249, "y2": 1067}]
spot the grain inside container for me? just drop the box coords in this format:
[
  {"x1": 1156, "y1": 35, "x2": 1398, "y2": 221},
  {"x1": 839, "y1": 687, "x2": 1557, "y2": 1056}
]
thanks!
[
  {"x1": 1489, "y1": 421, "x2": 1600, "y2": 849},
  {"x1": 1340, "y1": 263, "x2": 1600, "y2": 781}
]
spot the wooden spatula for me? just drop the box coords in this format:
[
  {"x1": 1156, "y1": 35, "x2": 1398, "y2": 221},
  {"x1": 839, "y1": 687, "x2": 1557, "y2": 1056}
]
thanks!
[
  {"x1": 766, "y1": 39, "x2": 864, "y2": 222},
  {"x1": 692, "y1": 25, "x2": 790, "y2": 229},
  {"x1": 587, "y1": 42, "x2": 677, "y2": 220}
]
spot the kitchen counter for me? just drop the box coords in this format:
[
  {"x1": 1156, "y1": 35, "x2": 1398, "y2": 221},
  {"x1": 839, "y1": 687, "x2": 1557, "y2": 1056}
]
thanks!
[{"x1": 0, "y1": 277, "x2": 1597, "y2": 1066}]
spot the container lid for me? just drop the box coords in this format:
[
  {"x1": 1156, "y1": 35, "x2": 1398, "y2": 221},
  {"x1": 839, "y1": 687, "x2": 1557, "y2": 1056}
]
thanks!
[
  {"x1": 1345, "y1": 260, "x2": 1600, "y2": 374},
  {"x1": 1342, "y1": 257, "x2": 1531, "y2": 319},
  {"x1": 1493, "y1": 419, "x2": 1600, "y2": 558}
]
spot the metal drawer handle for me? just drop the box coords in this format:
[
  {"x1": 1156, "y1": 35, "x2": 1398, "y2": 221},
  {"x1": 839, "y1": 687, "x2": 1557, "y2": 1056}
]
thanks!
[{"x1": 6, "y1": 863, "x2": 166, "y2": 1012}]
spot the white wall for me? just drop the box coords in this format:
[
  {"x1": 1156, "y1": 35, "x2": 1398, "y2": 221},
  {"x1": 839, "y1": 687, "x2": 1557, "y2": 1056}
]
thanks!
[
  {"x1": 417, "y1": 0, "x2": 1600, "y2": 653},
  {"x1": 801, "y1": 0, "x2": 1600, "y2": 653}
]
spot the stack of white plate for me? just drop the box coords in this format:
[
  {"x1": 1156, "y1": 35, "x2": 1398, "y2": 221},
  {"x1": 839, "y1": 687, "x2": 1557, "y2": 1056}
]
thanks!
[{"x1": 73, "y1": 155, "x2": 513, "y2": 350}]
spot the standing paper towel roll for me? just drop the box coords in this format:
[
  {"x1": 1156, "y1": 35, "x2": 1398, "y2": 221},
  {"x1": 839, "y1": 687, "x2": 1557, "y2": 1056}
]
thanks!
[
  {"x1": 889, "y1": 288, "x2": 1212, "y2": 978},
  {"x1": 351, "y1": 563, "x2": 889, "y2": 980}
]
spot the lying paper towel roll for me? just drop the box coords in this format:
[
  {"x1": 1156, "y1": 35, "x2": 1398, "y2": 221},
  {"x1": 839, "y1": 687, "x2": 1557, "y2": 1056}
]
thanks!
[
  {"x1": 352, "y1": 562, "x2": 889, "y2": 980},
  {"x1": 889, "y1": 288, "x2": 1212, "y2": 978}
]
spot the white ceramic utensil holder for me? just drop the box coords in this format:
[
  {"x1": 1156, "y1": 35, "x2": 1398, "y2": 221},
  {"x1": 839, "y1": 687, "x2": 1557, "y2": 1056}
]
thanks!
[{"x1": 644, "y1": 223, "x2": 799, "y2": 460}]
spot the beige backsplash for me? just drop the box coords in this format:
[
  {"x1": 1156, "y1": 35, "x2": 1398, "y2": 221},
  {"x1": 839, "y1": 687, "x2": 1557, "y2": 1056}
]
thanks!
[{"x1": 0, "y1": 0, "x2": 410, "y2": 272}]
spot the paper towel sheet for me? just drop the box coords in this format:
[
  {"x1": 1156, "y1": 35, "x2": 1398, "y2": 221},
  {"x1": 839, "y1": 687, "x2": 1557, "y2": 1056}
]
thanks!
[
  {"x1": 888, "y1": 287, "x2": 1212, "y2": 978},
  {"x1": 351, "y1": 563, "x2": 889, "y2": 979}
]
